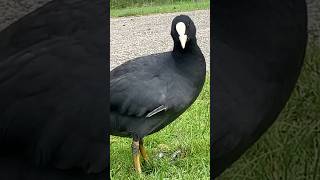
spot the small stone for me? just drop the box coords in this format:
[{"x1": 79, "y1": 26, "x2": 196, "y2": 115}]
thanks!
[
  {"x1": 158, "y1": 152, "x2": 165, "y2": 158},
  {"x1": 171, "y1": 150, "x2": 182, "y2": 160}
]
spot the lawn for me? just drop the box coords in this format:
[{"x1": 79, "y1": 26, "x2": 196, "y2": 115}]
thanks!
[
  {"x1": 110, "y1": 0, "x2": 209, "y2": 17},
  {"x1": 217, "y1": 44, "x2": 320, "y2": 179},
  {"x1": 110, "y1": 76, "x2": 210, "y2": 179}
]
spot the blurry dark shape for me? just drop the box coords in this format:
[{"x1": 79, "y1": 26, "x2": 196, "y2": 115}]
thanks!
[
  {"x1": 212, "y1": 0, "x2": 307, "y2": 177},
  {"x1": 0, "y1": 0, "x2": 108, "y2": 179}
]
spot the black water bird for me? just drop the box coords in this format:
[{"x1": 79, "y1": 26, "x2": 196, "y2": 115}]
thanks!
[
  {"x1": 110, "y1": 15, "x2": 206, "y2": 173},
  {"x1": 212, "y1": 0, "x2": 307, "y2": 177},
  {"x1": 0, "y1": 0, "x2": 108, "y2": 179}
]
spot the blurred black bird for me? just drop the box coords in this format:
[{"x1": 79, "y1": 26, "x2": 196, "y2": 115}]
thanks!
[
  {"x1": 0, "y1": 0, "x2": 108, "y2": 180},
  {"x1": 110, "y1": 15, "x2": 206, "y2": 173},
  {"x1": 212, "y1": 0, "x2": 307, "y2": 177}
]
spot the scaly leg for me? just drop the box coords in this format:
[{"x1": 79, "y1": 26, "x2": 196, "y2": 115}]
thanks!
[
  {"x1": 132, "y1": 140, "x2": 141, "y2": 173},
  {"x1": 139, "y1": 139, "x2": 149, "y2": 162}
]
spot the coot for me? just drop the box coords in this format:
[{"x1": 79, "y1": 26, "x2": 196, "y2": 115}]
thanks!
[{"x1": 110, "y1": 15, "x2": 206, "y2": 173}]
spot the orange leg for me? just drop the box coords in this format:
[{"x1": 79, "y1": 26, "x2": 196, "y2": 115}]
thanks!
[
  {"x1": 139, "y1": 139, "x2": 149, "y2": 162},
  {"x1": 132, "y1": 140, "x2": 141, "y2": 173}
]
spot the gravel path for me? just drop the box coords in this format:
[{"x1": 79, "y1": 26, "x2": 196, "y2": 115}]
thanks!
[
  {"x1": 1, "y1": 1, "x2": 319, "y2": 68},
  {"x1": 111, "y1": 10, "x2": 210, "y2": 71},
  {"x1": 0, "y1": 0, "x2": 49, "y2": 31}
]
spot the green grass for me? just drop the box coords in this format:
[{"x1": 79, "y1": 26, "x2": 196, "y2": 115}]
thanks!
[
  {"x1": 111, "y1": 0, "x2": 208, "y2": 9},
  {"x1": 218, "y1": 44, "x2": 320, "y2": 179},
  {"x1": 110, "y1": 76, "x2": 210, "y2": 179},
  {"x1": 110, "y1": 1, "x2": 209, "y2": 17}
]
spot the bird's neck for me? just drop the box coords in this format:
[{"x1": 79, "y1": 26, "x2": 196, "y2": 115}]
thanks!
[
  {"x1": 172, "y1": 42, "x2": 206, "y2": 82},
  {"x1": 173, "y1": 40, "x2": 202, "y2": 54}
]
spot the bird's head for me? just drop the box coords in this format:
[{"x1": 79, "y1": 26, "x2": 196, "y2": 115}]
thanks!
[{"x1": 171, "y1": 15, "x2": 197, "y2": 51}]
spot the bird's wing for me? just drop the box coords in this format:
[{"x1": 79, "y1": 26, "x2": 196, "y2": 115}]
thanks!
[{"x1": 110, "y1": 69, "x2": 172, "y2": 118}]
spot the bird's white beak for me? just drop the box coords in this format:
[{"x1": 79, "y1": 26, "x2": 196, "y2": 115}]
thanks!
[
  {"x1": 176, "y1": 22, "x2": 187, "y2": 49},
  {"x1": 179, "y1": 35, "x2": 187, "y2": 49}
]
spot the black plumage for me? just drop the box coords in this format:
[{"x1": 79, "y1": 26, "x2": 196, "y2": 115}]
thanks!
[
  {"x1": 110, "y1": 15, "x2": 206, "y2": 172},
  {"x1": 0, "y1": 0, "x2": 108, "y2": 179},
  {"x1": 212, "y1": 0, "x2": 307, "y2": 177}
]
